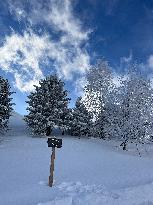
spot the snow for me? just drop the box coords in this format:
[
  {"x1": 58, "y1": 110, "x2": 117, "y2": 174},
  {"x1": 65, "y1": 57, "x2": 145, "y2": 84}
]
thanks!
[
  {"x1": 8, "y1": 111, "x2": 27, "y2": 135},
  {"x1": 1, "y1": 113, "x2": 153, "y2": 204}
]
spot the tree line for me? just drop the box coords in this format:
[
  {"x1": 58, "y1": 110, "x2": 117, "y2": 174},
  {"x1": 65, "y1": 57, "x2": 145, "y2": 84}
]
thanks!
[{"x1": 1, "y1": 59, "x2": 153, "y2": 150}]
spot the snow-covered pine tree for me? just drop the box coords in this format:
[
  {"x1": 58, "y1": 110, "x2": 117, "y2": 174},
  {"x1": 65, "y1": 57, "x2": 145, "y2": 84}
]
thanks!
[
  {"x1": 0, "y1": 76, "x2": 14, "y2": 133},
  {"x1": 70, "y1": 97, "x2": 93, "y2": 137},
  {"x1": 58, "y1": 107, "x2": 72, "y2": 135},
  {"x1": 24, "y1": 75, "x2": 70, "y2": 136},
  {"x1": 94, "y1": 106, "x2": 113, "y2": 139}
]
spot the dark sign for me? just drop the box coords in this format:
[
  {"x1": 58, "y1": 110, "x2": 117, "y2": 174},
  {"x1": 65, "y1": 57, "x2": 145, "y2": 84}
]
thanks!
[{"x1": 47, "y1": 138, "x2": 62, "y2": 148}]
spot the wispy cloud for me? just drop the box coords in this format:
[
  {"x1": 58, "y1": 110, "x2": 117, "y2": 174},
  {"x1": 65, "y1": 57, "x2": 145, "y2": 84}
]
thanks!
[
  {"x1": 147, "y1": 55, "x2": 153, "y2": 70},
  {"x1": 0, "y1": 31, "x2": 48, "y2": 91},
  {"x1": 116, "y1": 51, "x2": 133, "y2": 73},
  {"x1": 120, "y1": 51, "x2": 133, "y2": 64},
  {"x1": 0, "y1": 0, "x2": 91, "y2": 92},
  {"x1": 75, "y1": 76, "x2": 87, "y2": 96}
]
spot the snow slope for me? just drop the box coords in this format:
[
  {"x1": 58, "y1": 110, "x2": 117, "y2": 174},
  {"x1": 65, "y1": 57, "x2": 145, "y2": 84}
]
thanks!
[
  {"x1": 0, "y1": 113, "x2": 153, "y2": 204},
  {"x1": 8, "y1": 111, "x2": 27, "y2": 135}
]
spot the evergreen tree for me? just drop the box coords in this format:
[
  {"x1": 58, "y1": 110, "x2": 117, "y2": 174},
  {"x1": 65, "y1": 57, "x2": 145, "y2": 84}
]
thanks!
[
  {"x1": 58, "y1": 107, "x2": 72, "y2": 135},
  {"x1": 94, "y1": 108, "x2": 109, "y2": 138},
  {"x1": 24, "y1": 75, "x2": 70, "y2": 136},
  {"x1": 0, "y1": 76, "x2": 14, "y2": 133},
  {"x1": 70, "y1": 97, "x2": 93, "y2": 137}
]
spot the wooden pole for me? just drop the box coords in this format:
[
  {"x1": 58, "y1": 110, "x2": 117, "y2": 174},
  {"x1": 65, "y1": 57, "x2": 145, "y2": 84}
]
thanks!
[{"x1": 49, "y1": 147, "x2": 55, "y2": 187}]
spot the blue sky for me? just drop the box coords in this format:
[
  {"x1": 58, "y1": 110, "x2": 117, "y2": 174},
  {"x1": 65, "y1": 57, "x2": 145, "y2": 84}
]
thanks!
[{"x1": 0, "y1": 0, "x2": 153, "y2": 114}]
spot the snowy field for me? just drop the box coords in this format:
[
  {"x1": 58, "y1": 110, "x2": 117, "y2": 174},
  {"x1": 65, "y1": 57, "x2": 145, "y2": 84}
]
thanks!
[{"x1": 1, "y1": 113, "x2": 153, "y2": 204}]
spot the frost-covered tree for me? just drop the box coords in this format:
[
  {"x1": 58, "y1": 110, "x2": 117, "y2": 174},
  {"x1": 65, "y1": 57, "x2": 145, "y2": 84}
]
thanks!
[
  {"x1": 84, "y1": 59, "x2": 114, "y2": 138},
  {"x1": 92, "y1": 78, "x2": 121, "y2": 139},
  {"x1": 120, "y1": 71, "x2": 153, "y2": 145},
  {"x1": 100, "y1": 87, "x2": 123, "y2": 140},
  {"x1": 24, "y1": 75, "x2": 70, "y2": 136},
  {"x1": 70, "y1": 97, "x2": 93, "y2": 137},
  {"x1": 84, "y1": 59, "x2": 113, "y2": 118},
  {"x1": 104, "y1": 67, "x2": 153, "y2": 149},
  {"x1": 0, "y1": 76, "x2": 14, "y2": 133}
]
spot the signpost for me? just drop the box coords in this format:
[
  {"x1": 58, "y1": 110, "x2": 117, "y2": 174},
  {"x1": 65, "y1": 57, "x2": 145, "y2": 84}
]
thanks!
[{"x1": 47, "y1": 137, "x2": 62, "y2": 187}]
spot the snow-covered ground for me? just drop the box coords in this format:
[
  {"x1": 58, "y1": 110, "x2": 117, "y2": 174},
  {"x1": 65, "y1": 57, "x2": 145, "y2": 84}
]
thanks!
[{"x1": 1, "y1": 113, "x2": 153, "y2": 205}]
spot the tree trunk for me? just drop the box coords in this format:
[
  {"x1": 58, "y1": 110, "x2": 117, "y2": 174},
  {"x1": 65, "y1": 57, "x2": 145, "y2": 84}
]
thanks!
[
  {"x1": 46, "y1": 126, "x2": 51, "y2": 136},
  {"x1": 120, "y1": 139, "x2": 128, "y2": 151}
]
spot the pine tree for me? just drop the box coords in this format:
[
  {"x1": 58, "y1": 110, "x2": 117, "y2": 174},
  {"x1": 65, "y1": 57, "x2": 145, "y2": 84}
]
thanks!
[
  {"x1": 94, "y1": 108, "x2": 109, "y2": 138},
  {"x1": 0, "y1": 76, "x2": 14, "y2": 133},
  {"x1": 24, "y1": 75, "x2": 70, "y2": 136},
  {"x1": 58, "y1": 107, "x2": 72, "y2": 135},
  {"x1": 70, "y1": 97, "x2": 93, "y2": 137}
]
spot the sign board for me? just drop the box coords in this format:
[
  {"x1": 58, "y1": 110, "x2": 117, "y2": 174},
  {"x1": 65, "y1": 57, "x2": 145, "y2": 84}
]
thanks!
[
  {"x1": 47, "y1": 137, "x2": 62, "y2": 187},
  {"x1": 47, "y1": 138, "x2": 62, "y2": 148}
]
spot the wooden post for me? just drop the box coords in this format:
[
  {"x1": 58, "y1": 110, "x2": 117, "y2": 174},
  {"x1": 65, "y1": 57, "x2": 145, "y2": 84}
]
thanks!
[
  {"x1": 49, "y1": 147, "x2": 55, "y2": 187},
  {"x1": 47, "y1": 137, "x2": 62, "y2": 187}
]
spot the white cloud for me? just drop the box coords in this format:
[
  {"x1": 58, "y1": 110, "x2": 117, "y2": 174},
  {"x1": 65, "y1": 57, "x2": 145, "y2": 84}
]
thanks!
[
  {"x1": 148, "y1": 55, "x2": 153, "y2": 69},
  {"x1": 120, "y1": 50, "x2": 133, "y2": 64},
  {"x1": 9, "y1": 6, "x2": 26, "y2": 23},
  {"x1": 0, "y1": 31, "x2": 48, "y2": 92},
  {"x1": 4, "y1": 0, "x2": 91, "y2": 92},
  {"x1": 75, "y1": 76, "x2": 87, "y2": 96},
  {"x1": 14, "y1": 73, "x2": 40, "y2": 92},
  {"x1": 117, "y1": 50, "x2": 133, "y2": 73},
  {"x1": 46, "y1": 0, "x2": 90, "y2": 42}
]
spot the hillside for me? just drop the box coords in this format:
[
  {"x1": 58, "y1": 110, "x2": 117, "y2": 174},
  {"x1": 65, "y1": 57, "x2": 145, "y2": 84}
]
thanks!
[{"x1": 0, "y1": 113, "x2": 153, "y2": 205}]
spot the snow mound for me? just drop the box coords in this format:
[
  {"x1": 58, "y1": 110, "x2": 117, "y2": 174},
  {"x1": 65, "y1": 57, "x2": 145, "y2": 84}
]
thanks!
[
  {"x1": 57, "y1": 181, "x2": 104, "y2": 195},
  {"x1": 8, "y1": 111, "x2": 27, "y2": 135},
  {"x1": 38, "y1": 181, "x2": 153, "y2": 205},
  {"x1": 9, "y1": 111, "x2": 25, "y2": 126}
]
